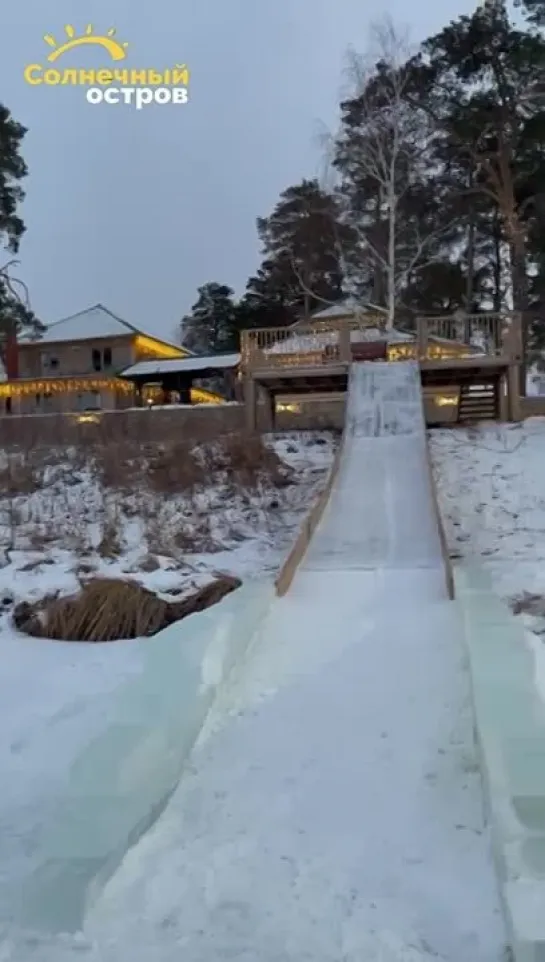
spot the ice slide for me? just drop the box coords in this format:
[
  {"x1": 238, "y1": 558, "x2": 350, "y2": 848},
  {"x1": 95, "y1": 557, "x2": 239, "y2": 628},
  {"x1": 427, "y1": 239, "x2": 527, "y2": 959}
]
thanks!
[{"x1": 43, "y1": 363, "x2": 506, "y2": 961}]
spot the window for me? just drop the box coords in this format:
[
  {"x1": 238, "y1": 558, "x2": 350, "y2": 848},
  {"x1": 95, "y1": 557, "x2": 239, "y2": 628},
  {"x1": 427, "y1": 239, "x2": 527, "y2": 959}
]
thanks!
[
  {"x1": 40, "y1": 352, "x2": 59, "y2": 373},
  {"x1": 91, "y1": 347, "x2": 112, "y2": 371}
]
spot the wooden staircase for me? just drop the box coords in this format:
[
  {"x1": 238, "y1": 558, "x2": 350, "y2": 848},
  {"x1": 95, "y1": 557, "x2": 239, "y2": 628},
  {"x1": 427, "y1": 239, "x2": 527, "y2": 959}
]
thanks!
[{"x1": 458, "y1": 382, "x2": 498, "y2": 422}]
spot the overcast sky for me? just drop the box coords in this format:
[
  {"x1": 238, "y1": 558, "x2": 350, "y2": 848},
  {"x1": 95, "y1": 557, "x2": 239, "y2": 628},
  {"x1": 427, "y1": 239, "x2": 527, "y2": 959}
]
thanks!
[{"x1": 2, "y1": 0, "x2": 479, "y2": 341}]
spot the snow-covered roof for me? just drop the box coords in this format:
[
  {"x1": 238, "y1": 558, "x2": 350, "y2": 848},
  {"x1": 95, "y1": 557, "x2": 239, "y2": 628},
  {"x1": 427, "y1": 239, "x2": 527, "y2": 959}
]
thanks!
[
  {"x1": 309, "y1": 299, "x2": 372, "y2": 321},
  {"x1": 19, "y1": 304, "x2": 139, "y2": 344},
  {"x1": 120, "y1": 353, "x2": 240, "y2": 379},
  {"x1": 18, "y1": 304, "x2": 191, "y2": 354}
]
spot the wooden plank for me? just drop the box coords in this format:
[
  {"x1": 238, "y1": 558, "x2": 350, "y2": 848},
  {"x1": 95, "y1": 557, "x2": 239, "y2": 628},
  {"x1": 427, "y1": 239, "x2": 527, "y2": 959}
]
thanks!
[{"x1": 420, "y1": 355, "x2": 509, "y2": 372}]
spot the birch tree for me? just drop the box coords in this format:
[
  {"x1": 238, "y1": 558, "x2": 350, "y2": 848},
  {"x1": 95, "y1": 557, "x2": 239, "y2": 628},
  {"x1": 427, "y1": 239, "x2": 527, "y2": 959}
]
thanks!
[{"x1": 333, "y1": 20, "x2": 448, "y2": 328}]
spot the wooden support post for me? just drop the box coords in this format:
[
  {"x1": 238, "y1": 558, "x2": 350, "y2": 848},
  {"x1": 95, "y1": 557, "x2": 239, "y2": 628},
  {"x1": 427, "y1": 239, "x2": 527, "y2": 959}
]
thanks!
[
  {"x1": 501, "y1": 314, "x2": 523, "y2": 421},
  {"x1": 498, "y1": 373, "x2": 509, "y2": 422},
  {"x1": 339, "y1": 325, "x2": 351, "y2": 363},
  {"x1": 507, "y1": 363, "x2": 522, "y2": 421},
  {"x1": 178, "y1": 377, "x2": 191, "y2": 405},
  {"x1": 416, "y1": 317, "x2": 427, "y2": 361},
  {"x1": 268, "y1": 390, "x2": 276, "y2": 432}
]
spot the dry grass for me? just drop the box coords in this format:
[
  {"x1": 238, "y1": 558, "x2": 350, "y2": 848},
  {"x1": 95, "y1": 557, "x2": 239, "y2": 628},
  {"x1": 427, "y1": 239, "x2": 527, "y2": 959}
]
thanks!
[
  {"x1": 13, "y1": 573, "x2": 242, "y2": 642},
  {"x1": 0, "y1": 432, "x2": 290, "y2": 497},
  {"x1": 510, "y1": 592, "x2": 545, "y2": 618},
  {"x1": 0, "y1": 433, "x2": 295, "y2": 559}
]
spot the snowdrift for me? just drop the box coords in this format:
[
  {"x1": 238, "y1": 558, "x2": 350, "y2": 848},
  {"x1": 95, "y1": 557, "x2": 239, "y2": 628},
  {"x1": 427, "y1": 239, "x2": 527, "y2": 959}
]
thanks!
[{"x1": 19, "y1": 581, "x2": 273, "y2": 934}]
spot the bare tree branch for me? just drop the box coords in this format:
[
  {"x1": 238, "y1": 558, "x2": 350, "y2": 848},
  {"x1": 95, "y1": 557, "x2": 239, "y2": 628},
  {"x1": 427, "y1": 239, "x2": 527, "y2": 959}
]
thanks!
[
  {"x1": 334, "y1": 18, "x2": 447, "y2": 328},
  {"x1": 0, "y1": 259, "x2": 31, "y2": 310},
  {"x1": 290, "y1": 256, "x2": 387, "y2": 324}
]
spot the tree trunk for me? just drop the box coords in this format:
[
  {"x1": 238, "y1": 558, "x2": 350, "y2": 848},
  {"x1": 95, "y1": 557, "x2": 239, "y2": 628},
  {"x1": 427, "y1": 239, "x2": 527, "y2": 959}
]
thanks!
[
  {"x1": 492, "y1": 213, "x2": 502, "y2": 313},
  {"x1": 371, "y1": 195, "x2": 385, "y2": 312},
  {"x1": 510, "y1": 232, "x2": 529, "y2": 395},
  {"x1": 463, "y1": 216, "x2": 475, "y2": 344},
  {"x1": 302, "y1": 283, "x2": 311, "y2": 323},
  {"x1": 386, "y1": 186, "x2": 396, "y2": 330},
  {"x1": 464, "y1": 179, "x2": 476, "y2": 314}
]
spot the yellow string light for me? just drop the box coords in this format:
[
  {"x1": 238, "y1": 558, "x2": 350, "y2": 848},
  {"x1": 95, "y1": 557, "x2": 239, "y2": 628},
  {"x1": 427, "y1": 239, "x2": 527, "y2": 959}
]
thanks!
[
  {"x1": 0, "y1": 377, "x2": 134, "y2": 397},
  {"x1": 0, "y1": 377, "x2": 223, "y2": 404}
]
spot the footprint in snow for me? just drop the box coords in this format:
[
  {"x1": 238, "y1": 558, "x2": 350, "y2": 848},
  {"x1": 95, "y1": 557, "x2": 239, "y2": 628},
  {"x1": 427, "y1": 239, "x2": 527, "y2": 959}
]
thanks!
[{"x1": 343, "y1": 929, "x2": 445, "y2": 960}]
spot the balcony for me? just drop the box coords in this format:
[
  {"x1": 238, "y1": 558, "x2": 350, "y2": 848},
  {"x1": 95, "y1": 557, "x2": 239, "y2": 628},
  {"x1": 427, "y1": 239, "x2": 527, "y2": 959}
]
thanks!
[{"x1": 240, "y1": 313, "x2": 522, "y2": 378}]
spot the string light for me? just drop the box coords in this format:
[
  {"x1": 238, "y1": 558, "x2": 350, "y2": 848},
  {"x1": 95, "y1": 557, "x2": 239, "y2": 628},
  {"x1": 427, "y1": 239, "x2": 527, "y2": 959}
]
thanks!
[
  {"x1": 387, "y1": 343, "x2": 471, "y2": 361},
  {"x1": 0, "y1": 378, "x2": 222, "y2": 404},
  {"x1": 0, "y1": 332, "x2": 224, "y2": 408},
  {"x1": 0, "y1": 377, "x2": 133, "y2": 397}
]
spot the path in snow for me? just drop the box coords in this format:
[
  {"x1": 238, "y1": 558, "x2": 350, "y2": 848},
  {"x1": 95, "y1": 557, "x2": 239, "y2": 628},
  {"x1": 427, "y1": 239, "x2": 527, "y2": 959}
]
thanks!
[{"x1": 26, "y1": 363, "x2": 504, "y2": 961}]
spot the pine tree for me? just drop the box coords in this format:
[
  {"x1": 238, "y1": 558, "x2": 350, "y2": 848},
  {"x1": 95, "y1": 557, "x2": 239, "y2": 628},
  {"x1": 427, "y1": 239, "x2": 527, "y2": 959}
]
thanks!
[
  {"x1": 244, "y1": 179, "x2": 350, "y2": 325},
  {"x1": 412, "y1": 0, "x2": 545, "y2": 380},
  {"x1": 0, "y1": 103, "x2": 42, "y2": 342},
  {"x1": 181, "y1": 283, "x2": 238, "y2": 354}
]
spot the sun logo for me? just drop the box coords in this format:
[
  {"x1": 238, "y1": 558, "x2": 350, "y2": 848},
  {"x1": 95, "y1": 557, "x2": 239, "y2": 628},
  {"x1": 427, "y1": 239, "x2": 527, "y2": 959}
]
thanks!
[{"x1": 43, "y1": 25, "x2": 128, "y2": 63}]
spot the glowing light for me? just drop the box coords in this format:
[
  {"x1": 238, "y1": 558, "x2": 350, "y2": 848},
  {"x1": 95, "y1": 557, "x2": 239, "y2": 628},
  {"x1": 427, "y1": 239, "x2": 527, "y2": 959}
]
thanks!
[
  {"x1": 0, "y1": 377, "x2": 133, "y2": 398},
  {"x1": 75, "y1": 413, "x2": 101, "y2": 424},
  {"x1": 134, "y1": 335, "x2": 187, "y2": 360}
]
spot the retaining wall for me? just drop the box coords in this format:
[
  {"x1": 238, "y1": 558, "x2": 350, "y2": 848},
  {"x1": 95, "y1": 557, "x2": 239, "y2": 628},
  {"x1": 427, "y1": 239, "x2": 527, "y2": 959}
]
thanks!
[
  {"x1": 455, "y1": 564, "x2": 545, "y2": 961},
  {"x1": 0, "y1": 400, "x2": 345, "y2": 447},
  {"x1": 20, "y1": 581, "x2": 273, "y2": 933}
]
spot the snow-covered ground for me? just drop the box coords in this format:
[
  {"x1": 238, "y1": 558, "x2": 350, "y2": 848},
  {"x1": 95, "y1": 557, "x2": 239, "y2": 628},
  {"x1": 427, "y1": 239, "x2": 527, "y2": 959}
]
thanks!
[
  {"x1": 0, "y1": 432, "x2": 336, "y2": 602},
  {"x1": 5, "y1": 364, "x2": 505, "y2": 962},
  {"x1": 430, "y1": 418, "x2": 545, "y2": 704},
  {"x1": 430, "y1": 420, "x2": 545, "y2": 614},
  {"x1": 0, "y1": 431, "x2": 336, "y2": 941}
]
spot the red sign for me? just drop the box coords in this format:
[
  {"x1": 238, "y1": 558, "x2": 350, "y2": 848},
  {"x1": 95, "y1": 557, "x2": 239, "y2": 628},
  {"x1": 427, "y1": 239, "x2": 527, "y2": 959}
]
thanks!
[{"x1": 351, "y1": 341, "x2": 388, "y2": 361}]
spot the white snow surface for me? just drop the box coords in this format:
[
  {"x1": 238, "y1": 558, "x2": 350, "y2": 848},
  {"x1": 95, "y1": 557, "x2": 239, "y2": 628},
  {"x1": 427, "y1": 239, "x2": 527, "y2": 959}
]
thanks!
[
  {"x1": 18, "y1": 305, "x2": 138, "y2": 344},
  {"x1": 0, "y1": 433, "x2": 336, "y2": 946},
  {"x1": 430, "y1": 418, "x2": 545, "y2": 714},
  {"x1": 120, "y1": 354, "x2": 240, "y2": 378},
  {"x1": 8, "y1": 364, "x2": 505, "y2": 961},
  {"x1": 267, "y1": 327, "x2": 412, "y2": 356},
  {"x1": 18, "y1": 304, "x2": 189, "y2": 354}
]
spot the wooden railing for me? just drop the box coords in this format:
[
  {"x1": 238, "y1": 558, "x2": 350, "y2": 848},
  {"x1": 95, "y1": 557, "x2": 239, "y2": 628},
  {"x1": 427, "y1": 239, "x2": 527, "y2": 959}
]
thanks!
[
  {"x1": 240, "y1": 312, "x2": 523, "y2": 374},
  {"x1": 240, "y1": 317, "x2": 385, "y2": 371},
  {"x1": 416, "y1": 312, "x2": 520, "y2": 360}
]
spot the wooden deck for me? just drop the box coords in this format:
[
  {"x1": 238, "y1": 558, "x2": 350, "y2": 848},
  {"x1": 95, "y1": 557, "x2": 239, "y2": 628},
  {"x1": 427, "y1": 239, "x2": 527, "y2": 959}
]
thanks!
[
  {"x1": 240, "y1": 313, "x2": 523, "y2": 426},
  {"x1": 419, "y1": 355, "x2": 511, "y2": 372},
  {"x1": 252, "y1": 363, "x2": 349, "y2": 394}
]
